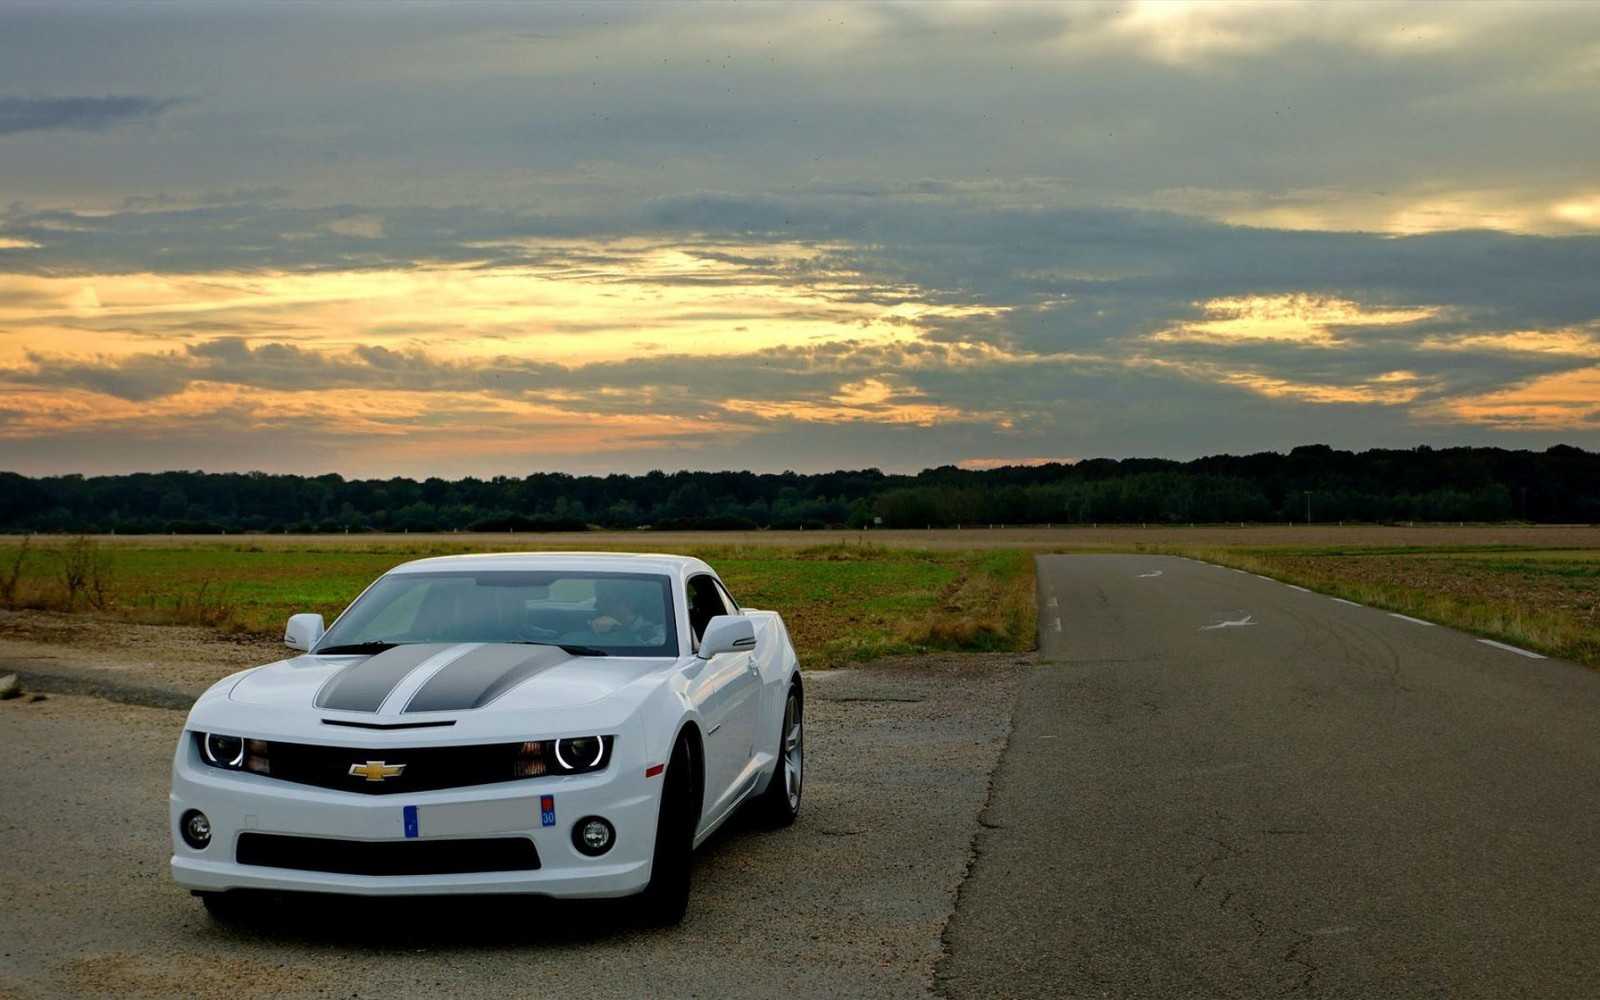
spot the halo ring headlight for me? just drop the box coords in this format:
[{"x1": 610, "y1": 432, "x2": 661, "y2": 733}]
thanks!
[
  {"x1": 514, "y1": 735, "x2": 613, "y2": 778},
  {"x1": 197, "y1": 733, "x2": 269, "y2": 774},
  {"x1": 555, "y1": 736, "x2": 606, "y2": 771},
  {"x1": 203, "y1": 733, "x2": 244, "y2": 768}
]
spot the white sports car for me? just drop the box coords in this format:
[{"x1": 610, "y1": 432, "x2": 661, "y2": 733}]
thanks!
[{"x1": 169, "y1": 552, "x2": 803, "y2": 925}]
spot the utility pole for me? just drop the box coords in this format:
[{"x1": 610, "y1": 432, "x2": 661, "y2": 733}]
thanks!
[{"x1": 1304, "y1": 491, "x2": 1312, "y2": 525}]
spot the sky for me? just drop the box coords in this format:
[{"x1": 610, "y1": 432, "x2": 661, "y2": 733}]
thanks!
[{"x1": 2, "y1": 0, "x2": 1599, "y2": 479}]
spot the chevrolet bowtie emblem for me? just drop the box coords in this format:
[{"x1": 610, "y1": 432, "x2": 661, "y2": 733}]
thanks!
[{"x1": 349, "y1": 760, "x2": 406, "y2": 782}]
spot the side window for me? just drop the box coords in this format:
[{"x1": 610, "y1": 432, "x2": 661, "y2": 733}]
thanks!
[{"x1": 685, "y1": 574, "x2": 732, "y2": 644}]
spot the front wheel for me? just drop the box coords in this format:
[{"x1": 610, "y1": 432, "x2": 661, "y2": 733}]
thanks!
[
  {"x1": 199, "y1": 890, "x2": 250, "y2": 923},
  {"x1": 637, "y1": 736, "x2": 696, "y2": 927},
  {"x1": 751, "y1": 683, "x2": 803, "y2": 828}
]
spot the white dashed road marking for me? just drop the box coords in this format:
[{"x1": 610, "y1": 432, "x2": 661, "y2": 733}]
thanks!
[
  {"x1": 1478, "y1": 639, "x2": 1546, "y2": 659},
  {"x1": 1389, "y1": 613, "x2": 1436, "y2": 627}
]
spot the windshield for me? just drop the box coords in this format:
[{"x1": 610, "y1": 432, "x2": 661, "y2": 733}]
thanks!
[{"x1": 317, "y1": 570, "x2": 678, "y2": 657}]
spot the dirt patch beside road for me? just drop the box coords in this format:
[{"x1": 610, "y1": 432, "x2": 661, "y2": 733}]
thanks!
[{"x1": 0, "y1": 609, "x2": 284, "y2": 692}]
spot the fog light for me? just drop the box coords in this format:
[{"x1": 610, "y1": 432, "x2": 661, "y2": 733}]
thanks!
[
  {"x1": 180, "y1": 809, "x2": 212, "y2": 850},
  {"x1": 572, "y1": 816, "x2": 614, "y2": 857}
]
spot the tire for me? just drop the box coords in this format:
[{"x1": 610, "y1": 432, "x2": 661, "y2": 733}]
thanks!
[
  {"x1": 199, "y1": 890, "x2": 250, "y2": 923},
  {"x1": 751, "y1": 682, "x2": 803, "y2": 828},
  {"x1": 638, "y1": 735, "x2": 697, "y2": 927}
]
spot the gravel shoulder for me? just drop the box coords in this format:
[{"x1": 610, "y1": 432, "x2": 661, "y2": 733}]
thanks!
[
  {"x1": 0, "y1": 611, "x2": 1029, "y2": 1000},
  {"x1": 0, "y1": 609, "x2": 286, "y2": 696}
]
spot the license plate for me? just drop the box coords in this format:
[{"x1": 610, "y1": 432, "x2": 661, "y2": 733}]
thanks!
[{"x1": 402, "y1": 799, "x2": 539, "y2": 838}]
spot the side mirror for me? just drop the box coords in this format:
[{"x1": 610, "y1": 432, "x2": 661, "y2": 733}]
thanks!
[
  {"x1": 284, "y1": 613, "x2": 326, "y2": 651},
  {"x1": 696, "y1": 615, "x2": 756, "y2": 659}
]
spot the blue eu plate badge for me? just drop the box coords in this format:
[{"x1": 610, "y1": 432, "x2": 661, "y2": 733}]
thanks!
[
  {"x1": 540, "y1": 795, "x2": 556, "y2": 827},
  {"x1": 403, "y1": 804, "x2": 419, "y2": 839}
]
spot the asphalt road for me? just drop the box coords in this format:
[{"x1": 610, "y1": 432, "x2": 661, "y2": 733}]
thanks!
[{"x1": 938, "y1": 554, "x2": 1600, "y2": 999}]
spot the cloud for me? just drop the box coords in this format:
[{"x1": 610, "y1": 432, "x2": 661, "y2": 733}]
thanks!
[
  {"x1": 1, "y1": 190, "x2": 1597, "y2": 477},
  {"x1": 0, "y1": 96, "x2": 179, "y2": 136},
  {"x1": 4, "y1": 338, "x2": 569, "y2": 401},
  {"x1": 5, "y1": 4, "x2": 1596, "y2": 234},
  {"x1": 1, "y1": 3, "x2": 1597, "y2": 474}
]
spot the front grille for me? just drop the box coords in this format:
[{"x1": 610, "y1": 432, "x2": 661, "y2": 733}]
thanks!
[
  {"x1": 249, "y1": 738, "x2": 525, "y2": 795},
  {"x1": 236, "y1": 833, "x2": 540, "y2": 876}
]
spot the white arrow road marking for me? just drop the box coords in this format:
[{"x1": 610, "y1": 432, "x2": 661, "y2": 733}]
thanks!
[
  {"x1": 1138, "y1": 570, "x2": 1163, "y2": 578},
  {"x1": 1200, "y1": 613, "x2": 1256, "y2": 631},
  {"x1": 1478, "y1": 639, "x2": 1545, "y2": 659}
]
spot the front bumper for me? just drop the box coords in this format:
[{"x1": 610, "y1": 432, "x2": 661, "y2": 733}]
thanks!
[{"x1": 170, "y1": 737, "x2": 660, "y2": 899}]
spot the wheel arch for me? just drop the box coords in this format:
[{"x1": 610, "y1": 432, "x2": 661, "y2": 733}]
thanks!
[{"x1": 670, "y1": 720, "x2": 706, "y2": 821}]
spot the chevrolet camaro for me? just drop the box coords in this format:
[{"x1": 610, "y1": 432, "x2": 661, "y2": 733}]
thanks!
[{"x1": 169, "y1": 552, "x2": 803, "y2": 925}]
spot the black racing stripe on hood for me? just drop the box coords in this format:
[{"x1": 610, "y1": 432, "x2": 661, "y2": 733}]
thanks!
[
  {"x1": 403, "y1": 643, "x2": 574, "y2": 714},
  {"x1": 315, "y1": 643, "x2": 452, "y2": 713}
]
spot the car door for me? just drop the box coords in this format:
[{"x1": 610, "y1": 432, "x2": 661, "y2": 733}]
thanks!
[{"x1": 684, "y1": 573, "x2": 761, "y2": 822}]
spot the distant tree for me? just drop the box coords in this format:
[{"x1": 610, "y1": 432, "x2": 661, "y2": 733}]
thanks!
[{"x1": 2, "y1": 445, "x2": 1596, "y2": 533}]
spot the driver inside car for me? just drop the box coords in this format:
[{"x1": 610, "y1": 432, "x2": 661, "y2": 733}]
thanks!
[{"x1": 587, "y1": 579, "x2": 666, "y2": 645}]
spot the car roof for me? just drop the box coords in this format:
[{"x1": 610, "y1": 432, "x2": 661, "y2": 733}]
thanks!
[{"x1": 385, "y1": 551, "x2": 711, "y2": 577}]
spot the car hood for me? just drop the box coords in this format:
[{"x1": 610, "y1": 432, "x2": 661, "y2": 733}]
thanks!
[{"x1": 227, "y1": 642, "x2": 656, "y2": 717}]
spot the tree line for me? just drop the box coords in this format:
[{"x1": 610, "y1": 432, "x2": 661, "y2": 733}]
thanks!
[{"x1": 1, "y1": 444, "x2": 1596, "y2": 534}]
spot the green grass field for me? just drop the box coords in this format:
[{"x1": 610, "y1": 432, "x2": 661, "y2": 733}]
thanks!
[
  {"x1": 1, "y1": 528, "x2": 1595, "y2": 669},
  {"x1": 0, "y1": 537, "x2": 1037, "y2": 669}
]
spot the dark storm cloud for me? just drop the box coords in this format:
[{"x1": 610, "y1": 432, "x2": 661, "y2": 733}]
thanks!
[{"x1": 0, "y1": 96, "x2": 179, "y2": 136}]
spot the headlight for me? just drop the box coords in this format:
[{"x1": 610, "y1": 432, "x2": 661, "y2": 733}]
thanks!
[
  {"x1": 555, "y1": 736, "x2": 606, "y2": 771},
  {"x1": 513, "y1": 735, "x2": 614, "y2": 778},
  {"x1": 197, "y1": 733, "x2": 271, "y2": 774}
]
